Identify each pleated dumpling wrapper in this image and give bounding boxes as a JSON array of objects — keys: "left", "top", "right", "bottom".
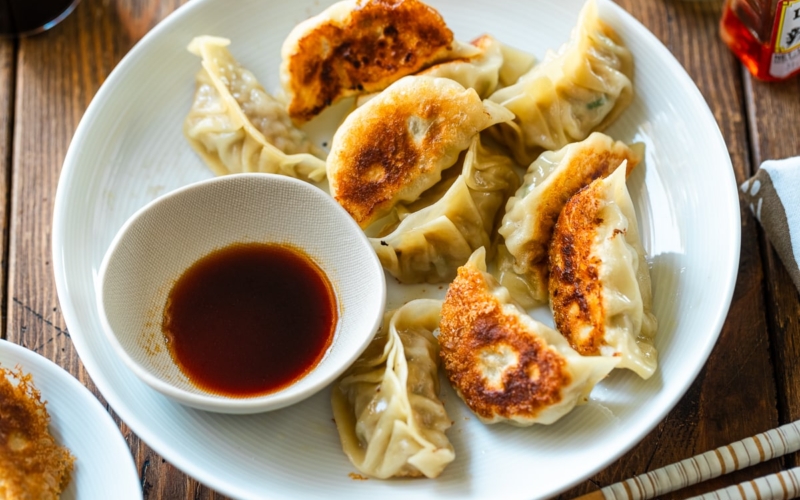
[
  {"left": 488, "top": 0, "right": 634, "bottom": 165},
  {"left": 417, "top": 34, "right": 536, "bottom": 98},
  {"left": 328, "top": 75, "right": 514, "bottom": 228},
  {"left": 371, "top": 134, "right": 520, "bottom": 284},
  {"left": 358, "top": 34, "right": 535, "bottom": 104},
  {"left": 439, "top": 248, "right": 618, "bottom": 426},
  {"left": 496, "top": 132, "right": 643, "bottom": 308},
  {"left": 280, "top": 0, "right": 480, "bottom": 123},
  {"left": 184, "top": 36, "right": 327, "bottom": 182},
  {"left": 549, "top": 163, "right": 657, "bottom": 379},
  {"left": 331, "top": 299, "right": 454, "bottom": 479}
]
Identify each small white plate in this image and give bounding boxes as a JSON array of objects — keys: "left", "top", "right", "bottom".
[
  {"left": 52, "top": 0, "right": 741, "bottom": 498},
  {"left": 0, "top": 340, "right": 140, "bottom": 500}
]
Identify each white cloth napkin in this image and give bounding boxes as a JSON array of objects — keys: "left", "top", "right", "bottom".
[{"left": 740, "top": 156, "right": 800, "bottom": 292}]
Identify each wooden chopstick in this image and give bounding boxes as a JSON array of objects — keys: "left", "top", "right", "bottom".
[
  {"left": 686, "top": 466, "right": 800, "bottom": 500},
  {"left": 574, "top": 420, "right": 800, "bottom": 500}
]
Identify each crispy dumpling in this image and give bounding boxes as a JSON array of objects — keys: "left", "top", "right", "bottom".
[
  {"left": 497, "top": 132, "right": 643, "bottom": 307},
  {"left": 372, "top": 134, "right": 520, "bottom": 283},
  {"left": 550, "top": 164, "right": 657, "bottom": 379},
  {"left": 184, "top": 36, "right": 327, "bottom": 182},
  {"left": 328, "top": 75, "right": 514, "bottom": 228},
  {"left": 280, "top": 0, "right": 479, "bottom": 123},
  {"left": 488, "top": 0, "right": 634, "bottom": 165},
  {"left": 0, "top": 366, "right": 75, "bottom": 499},
  {"left": 331, "top": 299, "right": 454, "bottom": 479},
  {"left": 439, "top": 248, "right": 618, "bottom": 426}
]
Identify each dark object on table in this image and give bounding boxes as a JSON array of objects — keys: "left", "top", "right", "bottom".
[{"left": 0, "top": 0, "right": 80, "bottom": 37}]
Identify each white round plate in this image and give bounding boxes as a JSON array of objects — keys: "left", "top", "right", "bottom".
[
  {"left": 0, "top": 340, "right": 140, "bottom": 500},
  {"left": 52, "top": 0, "right": 740, "bottom": 498}
]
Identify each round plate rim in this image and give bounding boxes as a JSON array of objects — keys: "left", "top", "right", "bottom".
[
  {"left": 51, "top": 0, "right": 742, "bottom": 497},
  {"left": 0, "top": 339, "right": 142, "bottom": 499}
]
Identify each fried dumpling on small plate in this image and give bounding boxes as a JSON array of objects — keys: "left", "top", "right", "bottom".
[
  {"left": 550, "top": 163, "right": 657, "bottom": 379},
  {"left": 280, "top": 0, "right": 480, "bottom": 123},
  {"left": 0, "top": 366, "right": 75, "bottom": 498},
  {"left": 184, "top": 36, "right": 327, "bottom": 182},
  {"left": 328, "top": 75, "right": 514, "bottom": 228},
  {"left": 488, "top": 0, "right": 634, "bottom": 165},
  {"left": 371, "top": 133, "right": 520, "bottom": 284},
  {"left": 496, "top": 132, "right": 643, "bottom": 307},
  {"left": 331, "top": 299, "right": 454, "bottom": 479},
  {"left": 439, "top": 248, "right": 618, "bottom": 426}
]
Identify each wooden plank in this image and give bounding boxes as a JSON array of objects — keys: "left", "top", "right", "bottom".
[
  {"left": 0, "top": 39, "right": 13, "bottom": 339},
  {"left": 560, "top": 1, "right": 780, "bottom": 498},
  {"left": 7, "top": 0, "right": 226, "bottom": 497},
  {"left": 743, "top": 73, "right": 800, "bottom": 468}
]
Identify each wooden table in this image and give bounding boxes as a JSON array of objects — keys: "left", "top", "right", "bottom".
[{"left": 1, "top": 0, "right": 798, "bottom": 498}]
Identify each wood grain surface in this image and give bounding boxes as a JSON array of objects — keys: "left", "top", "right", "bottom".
[
  {"left": 0, "top": 38, "right": 13, "bottom": 337},
  {"left": 0, "top": 0, "right": 797, "bottom": 498},
  {"left": 744, "top": 74, "right": 800, "bottom": 469},
  {"left": 5, "top": 0, "right": 220, "bottom": 498},
  {"left": 560, "top": 3, "right": 781, "bottom": 496}
]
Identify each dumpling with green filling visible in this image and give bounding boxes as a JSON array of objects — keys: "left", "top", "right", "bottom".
[{"left": 488, "top": 0, "right": 634, "bottom": 166}]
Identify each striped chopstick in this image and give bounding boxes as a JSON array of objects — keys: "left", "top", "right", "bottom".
[
  {"left": 687, "top": 466, "right": 800, "bottom": 500},
  {"left": 575, "top": 420, "right": 800, "bottom": 500}
]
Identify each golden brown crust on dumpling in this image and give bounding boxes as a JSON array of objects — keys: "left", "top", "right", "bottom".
[
  {"left": 549, "top": 180, "right": 607, "bottom": 355},
  {"left": 0, "top": 366, "right": 75, "bottom": 499},
  {"left": 329, "top": 76, "right": 512, "bottom": 228},
  {"left": 439, "top": 264, "right": 571, "bottom": 421},
  {"left": 282, "top": 0, "right": 455, "bottom": 122},
  {"left": 332, "top": 101, "right": 437, "bottom": 226},
  {"left": 516, "top": 145, "right": 640, "bottom": 299}
]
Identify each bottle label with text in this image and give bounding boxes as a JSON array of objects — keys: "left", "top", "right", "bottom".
[{"left": 771, "top": 0, "right": 800, "bottom": 78}]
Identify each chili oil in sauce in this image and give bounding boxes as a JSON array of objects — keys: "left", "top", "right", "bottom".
[{"left": 161, "top": 243, "right": 337, "bottom": 397}]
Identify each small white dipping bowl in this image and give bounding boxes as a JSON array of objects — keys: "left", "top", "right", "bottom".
[{"left": 97, "top": 173, "right": 386, "bottom": 414}]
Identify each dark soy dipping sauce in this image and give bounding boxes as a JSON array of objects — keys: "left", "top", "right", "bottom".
[{"left": 162, "top": 243, "right": 337, "bottom": 397}]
